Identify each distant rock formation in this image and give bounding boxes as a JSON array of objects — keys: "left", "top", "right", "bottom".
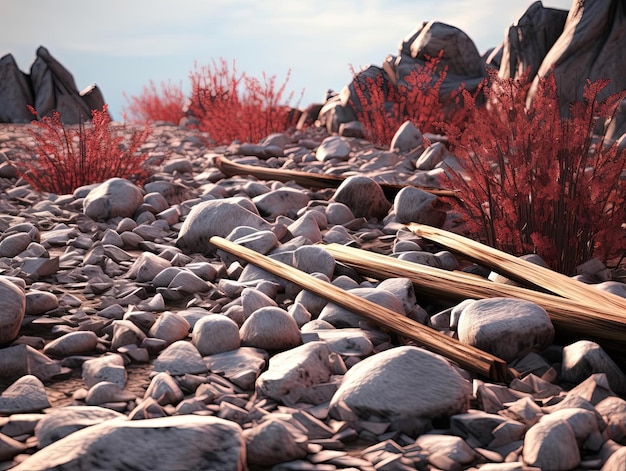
[{"left": 0, "top": 46, "right": 106, "bottom": 124}]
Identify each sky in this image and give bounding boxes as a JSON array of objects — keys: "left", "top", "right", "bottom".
[{"left": 1, "top": 0, "right": 573, "bottom": 121}]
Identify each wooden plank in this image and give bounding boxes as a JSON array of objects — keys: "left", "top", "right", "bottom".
[{"left": 210, "top": 236, "right": 508, "bottom": 381}]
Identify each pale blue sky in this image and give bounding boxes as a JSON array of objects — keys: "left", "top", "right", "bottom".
[{"left": 1, "top": 0, "right": 572, "bottom": 120}]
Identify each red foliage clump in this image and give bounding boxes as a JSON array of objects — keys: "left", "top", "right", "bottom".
[
  {"left": 444, "top": 70, "right": 626, "bottom": 274},
  {"left": 349, "top": 52, "right": 464, "bottom": 146},
  {"left": 16, "top": 105, "right": 153, "bottom": 194},
  {"left": 123, "top": 80, "right": 186, "bottom": 124},
  {"left": 187, "top": 58, "right": 302, "bottom": 145}
]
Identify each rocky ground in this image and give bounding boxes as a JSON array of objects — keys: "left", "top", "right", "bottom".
[{"left": 0, "top": 120, "right": 626, "bottom": 471}]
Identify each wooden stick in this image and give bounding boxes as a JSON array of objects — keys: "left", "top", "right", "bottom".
[
  {"left": 214, "top": 155, "right": 457, "bottom": 199},
  {"left": 407, "top": 223, "right": 626, "bottom": 314},
  {"left": 210, "top": 236, "right": 508, "bottom": 381},
  {"left": 324, "top": 243, "right": 626, "bottom": 351}
]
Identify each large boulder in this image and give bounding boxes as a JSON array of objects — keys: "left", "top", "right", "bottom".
[
  {"left": 14, "top": 415, "right": 246, "bottom": 471},
  {"left": 30, "top": 46, "right": 92, "bottom": 124},
  {"left": 0, "top": 53, "right": 34, "bottom": 123}
]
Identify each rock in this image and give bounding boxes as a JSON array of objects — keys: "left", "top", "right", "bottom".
[
  {"left": 415, "top": 141, "right": 449, "bottom": 170},
  {"left": 111, "top": 319, "right": 147, "bottom": 351},
  {"left": 390, "top": 120, "right": 423, "bottom": 152},
  {"left": 204, "top": 347, "right": 268, "bottom": 390},
  {"left": 530, "top": 0, "right": 626, "bottom": 114},
  {"left": 191, "top": 314, "right": 241, "bottom": 355},
  {"left": 82, "top": 354, "right": 127, "bottom": 389},
  {"left": 43, "top": 331, "right": 99, "bottom": 358},
  {"left": 0, "top": 432, "right": 28, "bottom": 461},
  {"left": 603, "top": 446, "right": 626, "bottom": 471},
  {"left": 288, "top": 212, "right": 323, "bottom": 243},
  {"left": 0, "top": 375, "right": 50, "bottom": 415},
  {"left": 35, "top": 405, "right": 125, "bottom": 448},
  {"left": 393, "top": 186, "right": 446, "bottom": 226},
  {"left": 0, "top": 53, "right": 34, "bottom": 123},
  {"left": 83, "top": 178, "right": 144, "bottom": 221},
  {"left": 293, "top": 245, "right": 335, "bottom": 279},
  {"left": 451, "top": 410, "right": 526, "bottom": 448},
  {"left": 331, "top": 175, "right": 391, "bottom": 220},
  {"left": 414, "top": 434, "right": 476, "bottom": 465},
  {"left": 253, "top": 188, "right": 310, "bottom": 219},
  {"left": 0, "top": 276, "right": 26, "bottom": 345},
  {"left": 0, "top": 344, "right": 64, "bottom": 382},
  {"left": 244, "top": 416, "right": 309, "bottom": 466},
  {"left": 85, "top": 381, "right": 136, "bottom": 406},
  {"left": 315, "top": 135, "right": 351, "bottom": 162},
  {"left": 325, "top": 202, "right": 355, "bottom": 226},
  {"left": 561, "top": 340, "right": 626, "bottom": 394},
  {"left": 0, "top": 232, "right": 32, "bottom": 257},
  {"left": 457, "top": 297, "right": 554, "bottom": 362},
  {"left": 30, "top": 46, "right": 93, "bottom": 124},
  {"left": 176, "top": 198, "right": 271, "bottom": 254},
  {"left": 240, "top": 306, "right": 302, "bottom": 351},
  {"left": 14, "top": 415, "right": 246, "bottom": 471},
  {"left": 318, "top": 287, "right": 405, "bottom": 328},
  {"left": 330, "top": 346, "right": 470, "bottom": 435},
  {"left": 144, "top": 372, "right": 184, "bottom": 406},
  {"left": 303, "top": 327, "right": 374, "bottom": 357},
  {"left": 24, "top": 290, "right": 59, "bottom": 315},
  {"left": 499, "top": 2, "right": 568, "bottom": 80},
  {"left": 148, "top": 311, "right": 190, "bottom": 345},
  {"left": 127, "top": 252, "right": 173, "bottom": 283},
  {"left": 522, "top": 413, "right": 581, "bottom": 470},
  {"left": 256, "top": 341, "right": 333, "bottom": 405},
  {"left": 153, "top": 340, "right": 207, "bottom": 375}
]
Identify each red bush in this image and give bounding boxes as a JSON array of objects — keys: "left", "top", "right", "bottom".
[
  {"left": 349, "top": 52, "right": 464, "bottom": 146},
  {"left": 444, "top": 70, "right": 626, "bottom": 274},
  {"left": 187, "top": 58, "right": 302, "bottom": 145},
  {"left": 16, "top": 105, "right": 153, "bottom": 194},
  {"left": 123, "top": 80, "right": 186, "bottom": 124}
]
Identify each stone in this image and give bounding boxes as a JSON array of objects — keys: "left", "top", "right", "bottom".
[
  {"left": 288, "top": 212, "right": 323, "bottom": 243},
  {"left": 83, "top": 178, "right": 144, "bottom": 221},
  {"left": 325, "top": 202, "right": 355, "bottom": 226},
  {"left": 0, "top": 232, "right": 32, "bottom": 257},
  {"left": 293, "top": 245, "right": 335, "bottom": 279},
  {"left": 414, "top": 434, "right": 475, "bottom": 465},
  {"left": 318, "top": 287, "right": 405, "bottom": 328},
  {"left": 389, "top": 120, "right": 423, "bottom": 152},
  {"left": 256, "top": 341, "right": 333, "bottom": 405},
  {"left": 176, "top": 198, "right": 271, "bottom": 254},
  {"left": 85, "top": 381, "right": 136, "bottom": 406},
  {"left": 43, "top": 331, "right": 99, "bottom": 358},
  {"left": 0, "top": 276, "right": 26, "bottom": 345},
  {"left": 331, "top": 175, "right": 391, "bottom": 220},
  {"left": 315, "top": 135, "right": 351, "bottom": 162},
  {"left": 191, "top": 314, "right": 241, "bottom": 355},
  {"left": 253, "top": 188, "right": 310, "bottom": 219},
  {"left": 144, "top": 372, "right": 184, "bottom": 406},
  {"left": 0, "top": 53, "right": 34, "bottom": 123},
  {"left": 0, "top": 432, "right": 28, "bottom": 461},
  {"left": 25, "top": 290, "right": 59, "bottom": 315},
  {"left": 0, "top": 375, "right": 50, "bottom": 415},
  {"left": 602, "top": 446, "right": 626, "bottom": 471},
  {"left": 148, "top": 311, "right": 190, "bottom": 345},
  {"left": 451, "top": 410, "right": 526, "bottom": 448},
  {"left": 415, "top": 141, "right": 449, "bottom": 170},
  {"left": 457, "top": 297, "right": 554, "bottom": 362},
  {"left": 34, "top": 405, "right": 125, "bottom": 448},
  {"left": 13, "top": 415, "right": 246, "bottom": 471},
  {"left": 153, "top": 340, "right": 207, "bottom": 375},
  {"left": 0, "top": 344, "right": 64, "bottom": 383},
  {"left": 330, "top": 346, "right": 470, "bottom": 435},
  {"left": 522, "top": 413, "right": 581, "bottom": 470},
  {"left": 240, "top": 306, "right": 302, "bottom": 351},
  {"left": 244, "top": 416, "right": 309, "bottom": 466},
  {"left": 111, "top": 319, "right": 147, "bottom": 351},
  {"left": 127, "top": 252, "right": 172, "bottom": 282},
  {"left": 393, "top": 186, "right": 445, "bottom": 226},
  {"left": 82, "top": 354, "right": 127, "bottom": 389},
  {"left": 562, "top": 340, "right": 626, "bottom": 394},
  {"left": 204, "top": 347, "right": 268, "bottom": 390}
]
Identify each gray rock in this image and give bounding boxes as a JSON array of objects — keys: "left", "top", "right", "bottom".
[
  {"left": 414, "top": 434, "right": 475, "bottom": 465},
  {"left": 331, "top": 175, "right": 391, "bottom": 220},
  {"left": 315, "top": 135, "right": 351, "bottom": 162},
  {"left": 393, "top": 186, "right": 445, "bottom": 226},
  {"left": 241, "top": 287, "right": 278, "bottom": 320},
  {"left": 43, "top": 331, "right": 99, "bottom": 358},
  {"left": 415, "top": 141, "right": 449, "bottom": 170},
  {"left": 240, "top": 306, "right": 301, "bottom": 351},
  {"left": 293, "top": 245, "right": 335, "bottom": 279},
  {"left": 25, "top": 290, "right": 59, "bottom": 315},
  {"left": 143, "top": 372, "right": 184, "bottom": 406},
  {"left": 127, "top": 252, "right": 172, "bottom": 283},
  {"left": 0, "top": 344, "right": 64, "bottom": 383},
  {"left": 457, "top": 297, "right": 554, "bottom": 362},
  {"left": 0, "top": 375, "right": 50, "bottom": 415},
  {"left": 253, "top": 188, "right": 310, "bottom": 219},
  {"left": 0, "top": 276, "right": 25, "bottom": 345},
  {"left": 83, "top": 178, "right": 144, "bottom": 221},
  {"left": 288, "top": 212, "right": 322, "bottom": 243},
  {"left": 303, "top": 327, "right": 373, "bottom": 357},
  {"left": 0, "top": 53, "right": 34, "bottom": 123},
  {"left": 14, "top": 415, "right": 246, "bottom": 471},
  {"left": 0, "top": 232, "right": 32, "bottom": 257},
  {"left": 562, "top": 340, "right": 626, "bottom": 394},
  {"left": 257, "top": 341, "right": 333, "bottom": 405},
  {"left": 35, "top": 406, "right": 125, "bottom": 448},
  {"left": 176, "top": 198, "right": 271, "bottom": 254},
  {"left": 390, "top": 120, "right": 423, "bottom": 152},
  {"left": 82, "top": 354, "right": 127, "bottom": 389},
  {"left": 522, "top": 413, "right": 581, "bottom": 470},
  {"left": 244, "top": 416, "right": 309, "bottom": 466},
  {"left": 85, "top": 381, "right": 136, "bottom": 406},
  {"left": 318, "top": 287, "right": 405, "bottom": 328},
  {"left": 111, "top": 319, "right": 147, "bottom": 351},
  {"left": 602, "top": 446, "right": 626, "bottom": 471},
  {"left": 204, "top": 347, "right": 269, "bottom": 390},
  {"left": 191, "top": 314, "right": 241, "bottom": 355},
  {"left": 325, "top": 202, "right": 355, "bottom": 226},
  {"left": 451, "top": 410, "right": 526, "bottom": 448},
  {"left": 153, "top": 340, "right": 207, "bottom": 375},
  {"left": 148, "top": 311, "right": 190, "bottom": 345},
  {"left": 330, "top": 346, "right": 470, "bottom": 435}
]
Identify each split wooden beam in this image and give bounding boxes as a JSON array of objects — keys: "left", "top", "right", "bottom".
[
  {"left": 214, "top": 155, "right": 457, "bottom": 199},
  {"left": 210, "top": 236, "right": 508, "bottom": 382}
]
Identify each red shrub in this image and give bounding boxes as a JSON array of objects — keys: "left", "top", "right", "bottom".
[
  {"left": 444, "top": 70, "right": 626, "bottom": 274},
  {"left": 187, "top": 58, "right": 302, "bottom": 145},
  {"left": 123, "top": 80, "right": 186, "bottom": 124},
  {"left": 349, "top": 52, "right": 464, "bottom": 146},
  {"left": 16, "top": 105, "right": 153, "bottom": 194}
]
